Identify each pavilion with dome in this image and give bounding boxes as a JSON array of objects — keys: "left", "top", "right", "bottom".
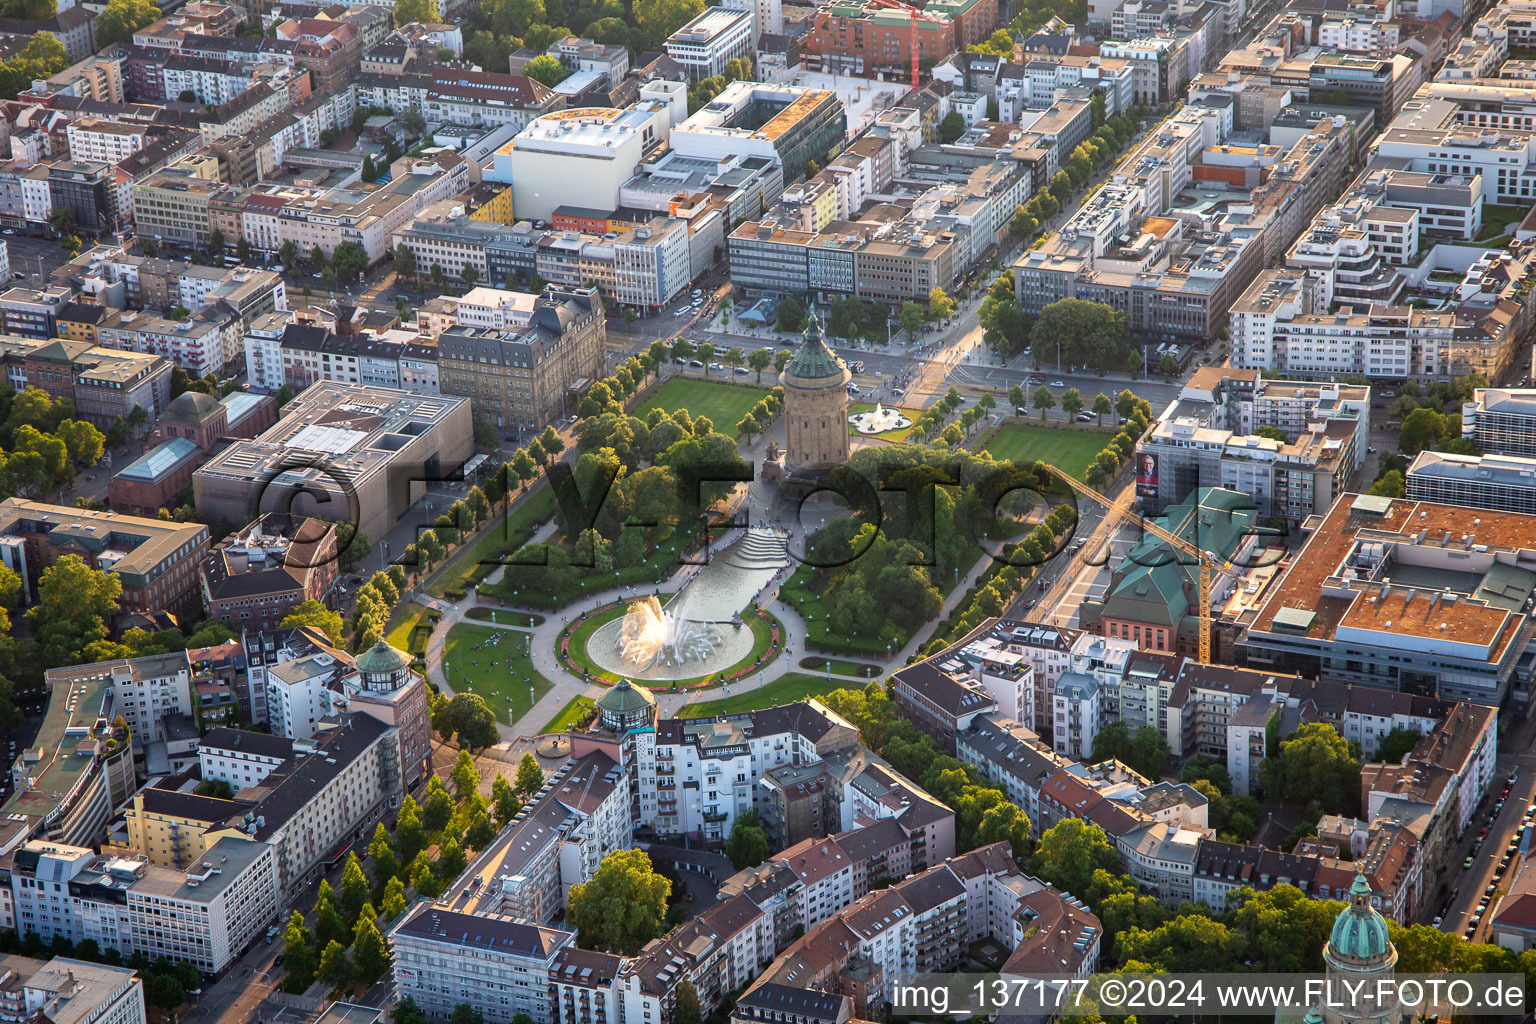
[{"left": 596, "top": 678, "right": 657, "bottom": 732}]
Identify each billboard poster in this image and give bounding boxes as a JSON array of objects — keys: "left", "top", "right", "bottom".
[{"left": 1136, "top": 451, "right": 1158, "bottom": 501}]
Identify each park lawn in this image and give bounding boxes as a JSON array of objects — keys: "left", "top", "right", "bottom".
[
  {"left": 979, "top": 422, "right": 1111, "bottom": 479},
  {"left": 539, "top": 696, "right": 596, "bottom": 734},
  {"left": 428, "top": 484, "right": 558, "bottom": 597},
  {"left": 848, "top": 402, "right": 917, "bottom": 442},
  {"left": 634, "top": 377, "right": 769, "bottom": 429},
  {"left": 684, "top": 674, "right": 856, "bottom": 716},
  {"left": 441, "top": 623, "right": 550, "bottom": 725}
]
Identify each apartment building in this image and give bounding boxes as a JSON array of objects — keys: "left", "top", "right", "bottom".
[
  {"left": 391, "top": 906, "right": 573, "bottom": 1024},
  {"left": 0, "top": 336, "right": 171, "bottom": 427},
  {"left": 803, "top": 0, "right": 997, "bottom": 79},
  {"left": 432, "top": 752, "right": 630, "bottom": 924},
  {"left": 424, "top": 68, "right": 561, "bottom": 129},
  {"left": 0, "top": 957, "right": 144, "bottom": 1024},
  {"left": 436, "top": 286, "right": 604, "bottom": 434}
]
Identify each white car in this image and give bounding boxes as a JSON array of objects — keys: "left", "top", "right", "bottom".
[
  {"left": 708, "top": 362, "right": 724, "bottom": 371},
  {"left": 1050, "top": 380, "right": 1066, "bottom": 388}
]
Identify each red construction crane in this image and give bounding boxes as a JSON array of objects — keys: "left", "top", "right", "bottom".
[{"left": 865, "top": 0, "right": 943, "bottom": 87}]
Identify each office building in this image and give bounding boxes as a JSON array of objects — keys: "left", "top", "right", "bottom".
[
  {"left": 0, "top": 499, "right": 209, "bottom": 616},
  {"left": 436, "top": 286, "right": 604, "bottom": 434},
  {"left": 669, "top": 82, "right": 846, "bottom": 182},
  {"left": 665, "top": 8, "right": 754, "bottom": 80},
  {"left": 1461, "top": 388, "right": 1536, "bottom": 456}
]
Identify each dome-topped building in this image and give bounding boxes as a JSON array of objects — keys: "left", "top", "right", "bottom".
[
  {"left": 778, "top": 310, "right": 850, "bottom": 474},
  {"left": 596, "top": 678, "right": 656, "bottom": 732},
  {"left": 1308, "top": 874, "right": 1400, "bottom": 1024}
]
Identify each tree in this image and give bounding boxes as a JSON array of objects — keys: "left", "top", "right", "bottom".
[
  {"left": 1259, "top": 722, "right": 1359, "bottom": 814},
  {"left": 280, "top": 599, "right": 344, "bottom": 644},
  {"left": 514, "top": 752, "right": 544, "bottom": 800},
  {"left": 747, "top": 346, "right": 772, "bottom": 383},
  {"left": 317, "top": 940, "right": 351, "bottom": 990},
  {"left": 433, "top": 692, "right": 500, "bottom": 748},
  {"left": 1034, "top": 819, "right": 1119, "bottom": 896},
  {"left": 279, "top": 241, "right": 298, "bottom": 266},
  {"left": 928, "top": 286, "right": 956, "bottom": 320},
  {"left": 423, "top": 776, "right": 455, "bottom": 833},
  {"left": 1376, "top": 727, "right": 1422, "bottom": 765},
  {"left": 368, "top": 822, "right": 399, "bottom": 888},
  {"left": 27, "top": 554, "right": 121, "bottom": 667},
  {"left": 1399, "top": 407, "right": 1447, "bottom": 457},
  {"left": 395, "top": 795, "right": 426, "bottom": 861},
  {"left": 394, "top": 244, "right": 417, "bottom": 282},
  {"left": 1367, "top": 470, "right": 1405, "bottom": 498},
  {"left": 195, "top": 779, "right": 233, "bottom": 799},
  {"left": 725, "top": 810, "right": 769, "bottom": 869},
  {"left": 1092, "top": 392, "right": 1113, "bottom": 426},
  {"left": 492, "top": 774, "right": 521, "bottom": 825},
  {"left": 310, "top": 245, "right": 326, "bottom": 269},
  {"left": 333, "top": 242, "right": 368, "bottom": 282},
  {"left": 1061, "top": 387, "right": 1083, "bottom": 420},
  {"left": 452, "top": 748, "right": 479, "bottom": 800},
  {"left": 95, "top": 0, "right": 159, "bottom": 45},
  {"left": 1159, "top": 351, "right": 1178, "bottom": 378},
  {"left": 674, "top": 981, "right": 703, "bottom": 1024},
  {"left": 380, "top": 876, "right": 408, "bottom": 922},
  {"left": 340, "top": 853, "right": 370, "bottom": 920},
  {"left": 449, "top": 1006, "right": 483, "bottom": 1024},
  {"left": 899, "top": 300, "right": 926, "bottom": 339},
  {"left": 46, "top": 205, "right": 75, "bottom": 238},
  {"left": 939, "top": 111, "right": 965, "bottom": 142},
  {"left": 1031, "top": 298, "right": 1132, "bottom": 373},
  {"left": 975, "top": 800, "right": 1032, "bottom": 859},
  {"left": 392, "top": 0, "right": 439, "bottom": 25},
  {"left": 776, "top": 295, "right": 805, "bottom": 333},
  {"left": 282, "top": 910, "right": 316, "bottom": 991},
  {"left": 524, "top": 54, "right": 571, "bottom": 87},
  {"left": 566, "top": 848, "right": 670, "bottom": 954},
  {"left": 352, "top": 915, "right": 390, "bottom": 983},
  {"left": 1031, "top": 386, "right": 1055, "bottom": 420}
]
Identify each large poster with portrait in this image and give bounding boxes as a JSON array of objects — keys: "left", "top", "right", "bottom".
[{"left": 1136, "top": 451, "right": 1158, "bottom": 501}]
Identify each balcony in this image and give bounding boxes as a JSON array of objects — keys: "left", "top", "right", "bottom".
[{"left": 703, "top": 810, "right": 729, "bottom": 823}]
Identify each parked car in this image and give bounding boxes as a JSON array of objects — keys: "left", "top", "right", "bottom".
[
  {"left": 1465, "top": 856, "right": 1476, "bottom": 869},
  {"left": 689, "top": 359, "right": 704, "bottom": 367},
  {"left": 1076, "top": 412, "right": 1094, "bottom": 422},
  {"left": 1050, "top": 380, "right": 1066, "bottom": 388}
]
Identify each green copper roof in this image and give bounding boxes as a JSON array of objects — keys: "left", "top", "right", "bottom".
[
  {"left": 598, "top": 678, "right": 656, "bottom": 714},
  {"left": 783, "top": 311, "right": 847, "bottom": 383},
  {"left": 355, "top": 639, "right": 412, "bottom": 675},
  {"left": 1328, "top": 875, "right": 1391, "bottom": 961}
]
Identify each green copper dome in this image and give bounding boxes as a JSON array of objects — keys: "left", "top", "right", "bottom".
[
  {"left": 597, "top": 678, "right": 655, "bottom": 715},
  {"left": 1328, "top": 875, "right": 1392, "bottom": 962},
  {"left": 355, "top": 639, "right": 412, "bottom": 676},
  {"left": 782, "top": 310, "right": 848, "bottom": 384}
]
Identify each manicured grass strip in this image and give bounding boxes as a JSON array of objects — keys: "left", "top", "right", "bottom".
[
  {"left": 540, "top": 696, "right": 596, "bottom": 734},
  {"left": 683, "top": 674, "right": 855, "bottom": 716},
  {"left": 977, "top": 421, "right": 1113, "bottom": 480},
  {"left": 428, "top": 485, "right": 558, "bottom": 597},
  {"left": 441, "top": 623, "right": 551, "bottom": 724},
  {"left": 796, "top": 656, "right": 881, "bottom": 679},
  {"left": 633, "top": 377, "right": 769, "bottom": 428},
  {"left": 465, "top": 607, "right": 542, "bottom": 627}
]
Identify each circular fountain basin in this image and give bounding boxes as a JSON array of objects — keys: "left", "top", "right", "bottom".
[
  {"left": 586, "top": 611, "right": 757, "bottom": 681},
  {"left": 849, "top": 404, "right": 913, "bottom": 435}
]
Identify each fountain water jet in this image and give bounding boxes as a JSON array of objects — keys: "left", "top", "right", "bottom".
[{"left": 616, "top": 594, "right": 724, "bottom": 670}]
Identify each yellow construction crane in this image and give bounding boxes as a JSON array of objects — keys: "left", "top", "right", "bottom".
[{"left": 1044, "top": 466, "right": 1240, "bottom": 665}]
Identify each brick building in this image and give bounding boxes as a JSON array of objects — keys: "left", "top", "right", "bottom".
[
  {"left": 107, "top": 438, "right": 203, "bottom": 516},
  {"left": 804, "top": 0, "right": 997, "bottom": 78},
  {"left": 200, "top": 513, "right": 338, "bottom": 631}
]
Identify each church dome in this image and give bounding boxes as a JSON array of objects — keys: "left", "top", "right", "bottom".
[{"left": 1328, "top": 875, "right": 1392, "bottom": 962}]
